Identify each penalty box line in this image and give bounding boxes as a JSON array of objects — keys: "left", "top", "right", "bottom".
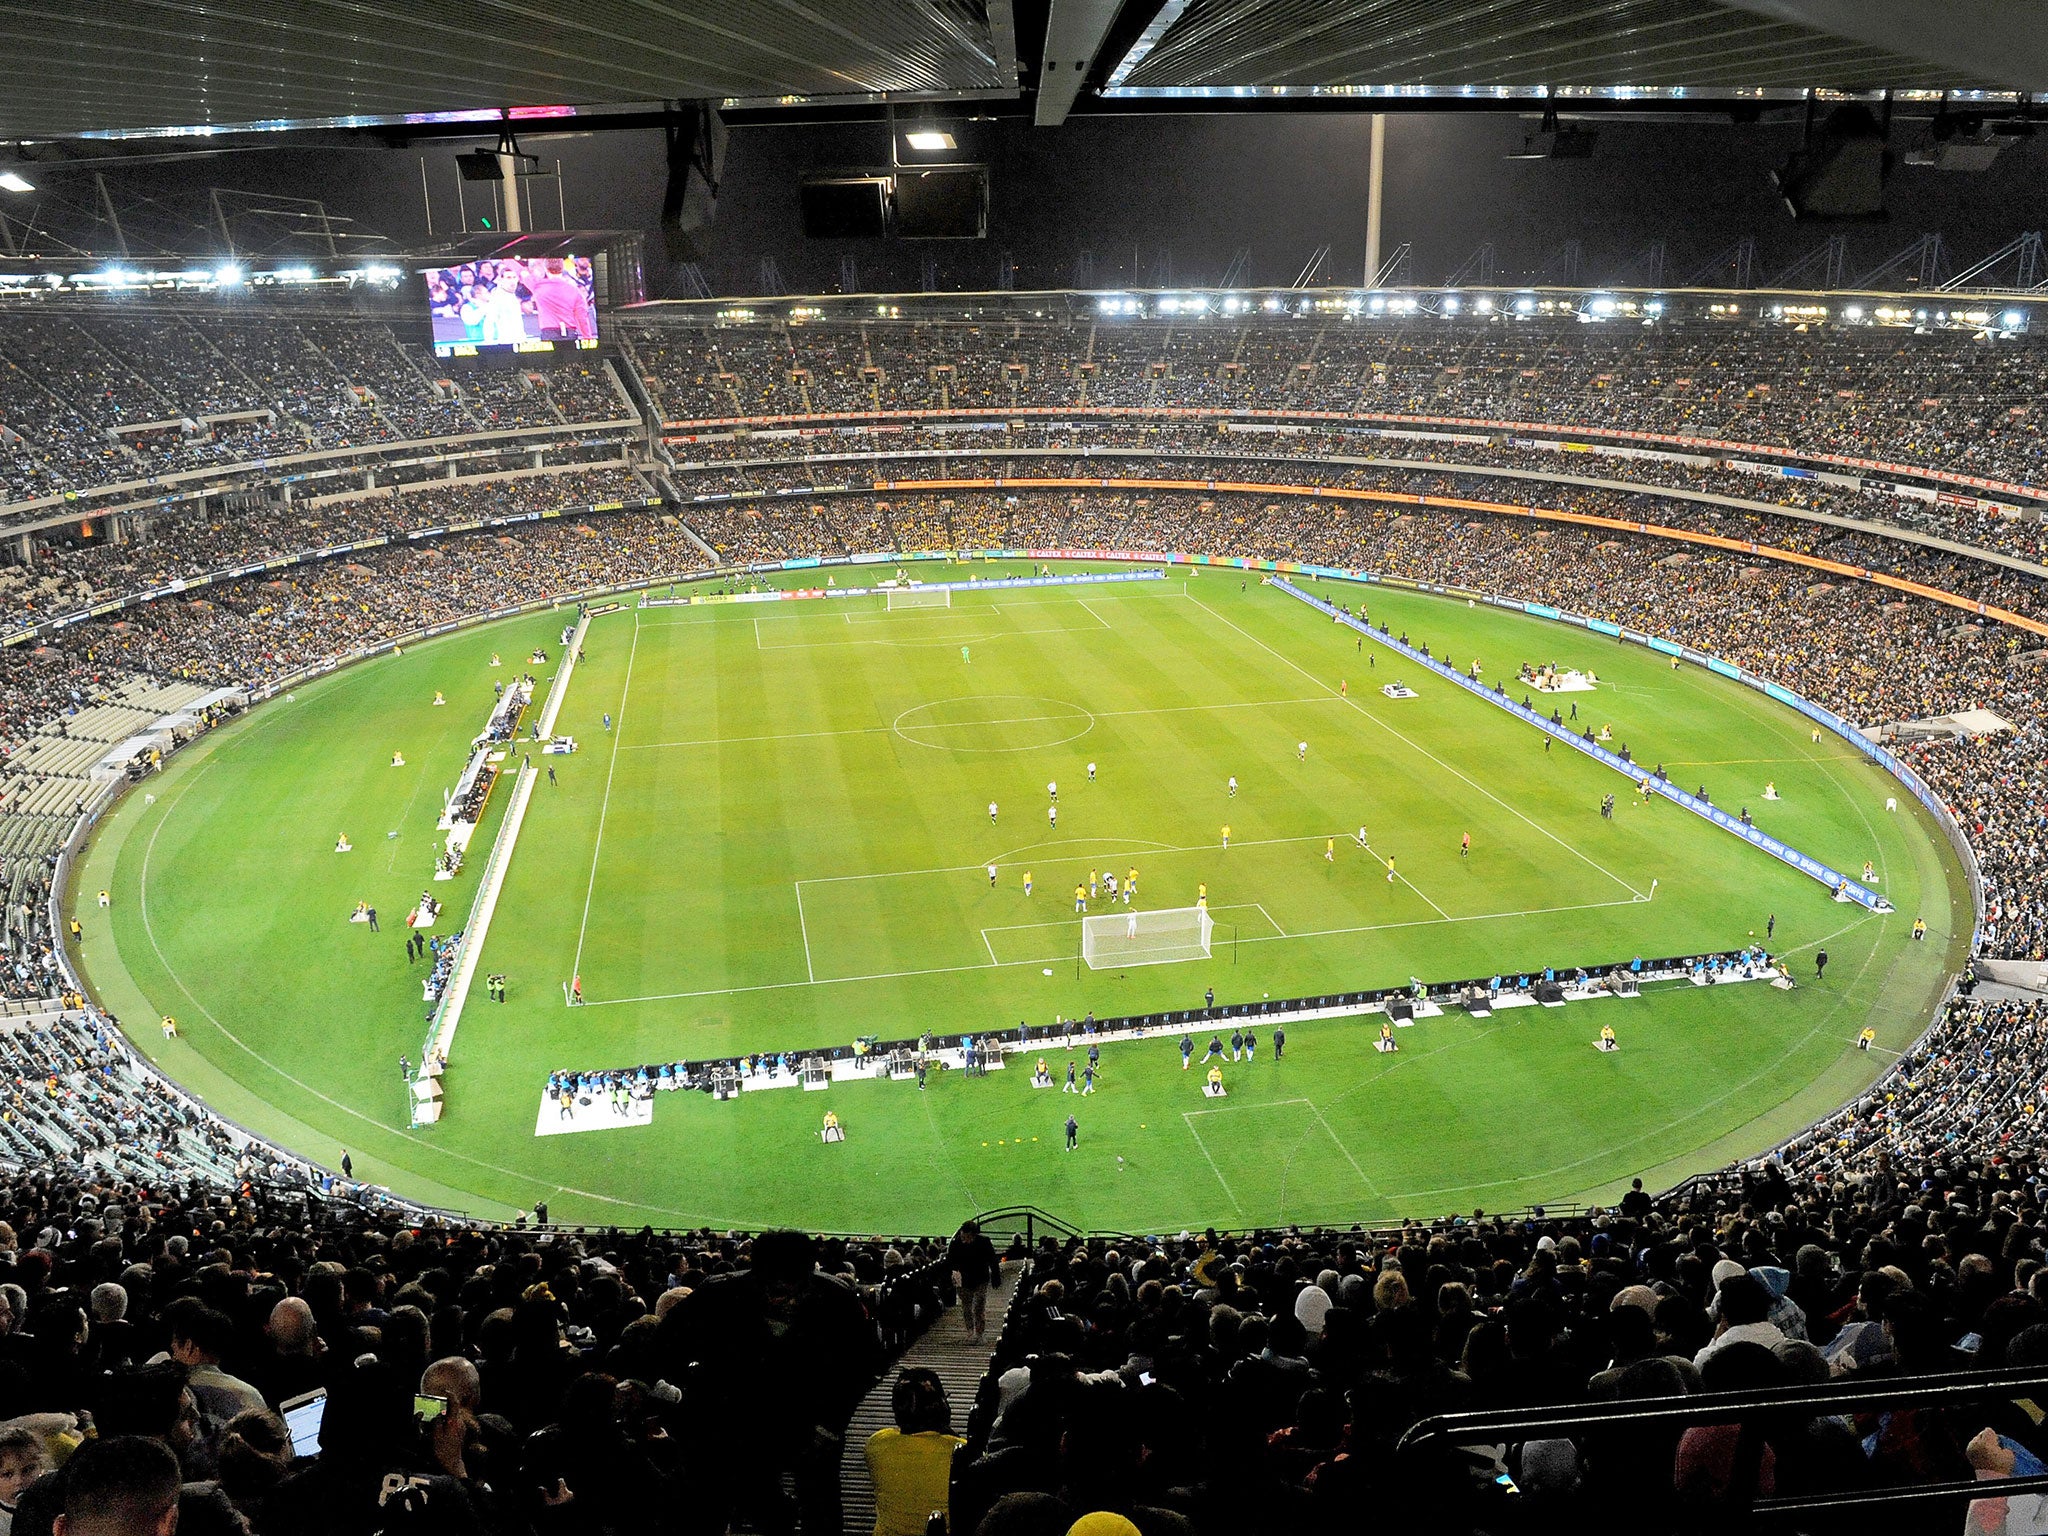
[
  {"left": 801, "top": 831, "right": 1406, "bottom": 886},
  {"left": 578, "top": 891, "right": 1647, "bottom": 1007},
  {"left": 799, "top": 831, "right": 1462, "bottom": 929},
  {"left": 1183, "top": 1095, "right": 1383, "bottom": 1201}
]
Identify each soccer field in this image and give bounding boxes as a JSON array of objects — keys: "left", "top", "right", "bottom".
[{"left": 73, "top": 562, "right": 1968, "bottom": 1232}]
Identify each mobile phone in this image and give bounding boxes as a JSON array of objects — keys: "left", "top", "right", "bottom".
[
  {"left": 281, "top": 1389, "right": 327, "bottom": 1458},
  {"left": 1138, "top": 1371, "right": 1155, "bottom": 1386},
  {"left": 414, "top": 1393, "right": 449, "bottom": 1424}
]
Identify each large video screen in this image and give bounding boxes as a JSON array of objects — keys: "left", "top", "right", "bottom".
[{"left": 423, "top": 255, "right": 601, "bottom": 358}]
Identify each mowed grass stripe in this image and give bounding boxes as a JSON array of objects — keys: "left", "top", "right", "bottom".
[{"left": 75, "top": 566, "right": 1966, "bottom": 1230}]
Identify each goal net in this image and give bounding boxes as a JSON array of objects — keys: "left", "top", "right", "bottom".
[
  {"left": 1082, "top": 905, "right": 1214, "bottom": 969},
  {"left": 887, "top": 587, "right": 951, "bottom": 609}
]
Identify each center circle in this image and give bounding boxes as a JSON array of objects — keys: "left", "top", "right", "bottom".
[{"left": 893, "top": 694, "right": 1096, "bottom": 753}]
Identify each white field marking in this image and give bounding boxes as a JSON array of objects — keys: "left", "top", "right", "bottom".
[
  {"left": 119, "top": 687, "right": 621, "bottom": 1210},
  {"left": 798, "top": 830, "right": 1365, "bottom": 888},
  {"left": 844, "top": 603, "right": 1000, "bottom": 623},
  {"left": 624, "top": 693, "right": 1339, "bottom": 752},
  {"left": 135, "top": 767, "right": 591, "bottom": 1206},
  {"left": 580, "top": 891, "right": 1649, "bottom": 1006},
  {"left": 1303, "top": 1098, "right": 1383, "bottom": 1198},
  {"left": 985, "top": 835, "right": 1182, "bottom": 865},
  {"left": 755, "top": 620, "right": 1107, "bottom": 652},
  {"left": 1077, "top": 599, "right": 1113, "bottom": 629},
  {"left": 569, "top": 609, "right": 641, "bottom": 990},
  {"left": 1775, "top": 912, "right": 1875, "bottom": 958},
  {"left": 1191, "top": 590, "right": 1648, "bottom": 901},
  {"left": 893, "top": 699, "right": 1096, "bottom": 755},
  {"left": 1663, "top": 755, "right": 1863, "bottom": 767},
  {"left": 1180, "top": 1113, "right": 1247, "bottom": 1215},
  {"left": 794, "top": 881, "right": 816, "bottom": 984},
  {"left": 1377, "top": 924, "right": 1900, "bottom": 1204},
  {"left": 1189, "top": 1096, "right": 1381, "bottom": 1199},
  {"left": 1252, "top": 901, "right": 1287, "bottom": 938},
  {"left": 641, "top": 586, "right": 1182, "bottom": 630},
  {"left": 383, "top": 744, "right": 444, "bottom": 871},
  {"left": 980, "top": 903, "right": 1282, "bottom": 965}
]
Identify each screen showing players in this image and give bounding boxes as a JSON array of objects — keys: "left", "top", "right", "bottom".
[{"left": 422, "top": 255, "right": 600, "bottom": 358}]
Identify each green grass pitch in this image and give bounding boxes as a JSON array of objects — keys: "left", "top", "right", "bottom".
[{"left": 72, "top": 562, "right": 1967, "bottom": 1232}]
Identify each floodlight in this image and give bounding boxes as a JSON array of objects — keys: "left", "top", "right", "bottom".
[
  {"left": 1442, "top": 297, "right": 1460, "bottom": 313},
  {"left": 1473, "top": 296, "right": 1493, "bottom": 314},
  {"left": 2005, "top": 310, "right": 2025, "bottom": 329},
  {"left": 904, "top": 131, "right": 955, "bottom": 151},
  {"left": 214, "top": 264, "right": 243, "bottom": 286},
  {"left": 0, "top": 173, "right": 31, "bottom": 193}
]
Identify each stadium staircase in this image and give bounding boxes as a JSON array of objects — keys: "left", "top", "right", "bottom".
[{"left": 839, "top": 1259, "right": 1020, "bottom": 1536}]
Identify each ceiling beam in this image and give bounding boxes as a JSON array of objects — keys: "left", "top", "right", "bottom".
[
  {"left": 1718, "top": 1, "right": 2048, "bottom": 91},
  {"left": 1035, "top": 0, "right": 1132, "bottom": 127}
]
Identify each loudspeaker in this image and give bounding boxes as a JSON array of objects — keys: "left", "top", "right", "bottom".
[
  {"left": 894, "top": 165, "right": 988, "bottom": 239},
  {"left": 801, "top": 175, "right": 891, "bottom": 239},
  {"left": 1776, "top": 104, "right": 1893, "bottom": 219},
  {"left": 661, "top": 102, "right": 728, "bottom": 263},
  {"left": 456, "top": 149, "right": 504, "bottom": 182},
  {"left": 1387, "top": 1000, "right": 1414, "bottom": 1022}
]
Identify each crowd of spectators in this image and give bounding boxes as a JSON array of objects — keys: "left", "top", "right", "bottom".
[
  {"left": 669, "top": 422, "right": 2048, "bottom": 566},
  {"left": 627, "top": 312, "right": 2048, "bottom": 489},
  {"left": 939, "top": 1121, "right": 2048, "bottom": 1534},
  {"left": 1, "top": 309, "right": 2048, "bottom": 1528},
  {"left": 0, "top": 308, "right": 636, "bottom": 503},
  {"left": 0, "top": 1171, "right": 967, "bottom": 1536},
  {"left": 0, "top": 467, "right": 649, "bottom": 637}
]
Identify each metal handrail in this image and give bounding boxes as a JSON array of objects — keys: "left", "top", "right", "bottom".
[
  {"left": 1398, "top": 1363, "right": 2048, "bottom": 1454},
  {"left": 1397, "top": 1363, "right": 2048, "bottom": 1521}
]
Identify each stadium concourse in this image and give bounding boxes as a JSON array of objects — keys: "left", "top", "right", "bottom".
[{"left": 2, "top": 293, "right": 2048, "bottom": 1529}]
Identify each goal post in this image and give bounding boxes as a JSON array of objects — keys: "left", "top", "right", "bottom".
[
  {"left": 887, "top": 586, "right": 951, "bottom": 609},
  {"left": 1081, "top": 905, "right": 1214, "bottom": 969}
]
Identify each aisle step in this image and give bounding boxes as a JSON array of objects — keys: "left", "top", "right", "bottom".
[{"left": 840, "top": 1262, "right": 1017, "bottom": 1536}]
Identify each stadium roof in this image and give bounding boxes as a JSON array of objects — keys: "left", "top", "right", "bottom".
[{"left": 0, "top": 0, "right": 2040, "bottom": 141}]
